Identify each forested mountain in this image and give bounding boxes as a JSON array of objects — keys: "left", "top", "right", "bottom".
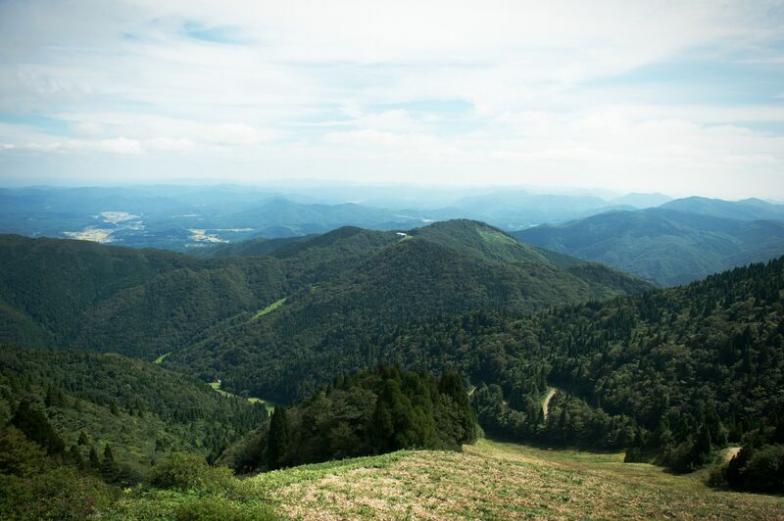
[
  {"left": 661, "top": 196, "right": 784, "bottom": 221},
  {"left": 197, "top": 235, "right": 311, "bottom": 258},
  {"left": 476, "top": 255, "right": 784, "bottom": 488},
  {"left": 184, "top": 251, "right": 784, "bottom": 490},
  {"left": 2, "top": 222, "right": 783, "bottom": 501},
  {"left": 163, "top": 221, "right": 650, "bottom": 401},
  {"left": 0, "top": 221, "right": 648, "bottom": 365},
  {"left": 0, "top": 346, "right": 267, "bottom": 481},
  {"left": 514, "top": 208, "right": 784, "bottom": 285},
  {"left": 0, "top": 234, "right": 291, "bottom": 358},
  {"left": 254, "top": 253, "right": 780, "bottom": 487}
]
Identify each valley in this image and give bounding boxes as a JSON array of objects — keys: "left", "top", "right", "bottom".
[
  {"left": 3, "top": 2, "right": 784, "bottom": 518},
  {"left": 1, "top": 211, "right": 783, "bottom": 519}
]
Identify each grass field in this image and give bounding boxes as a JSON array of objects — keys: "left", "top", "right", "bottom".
[
  {"left": 251, "top": 439, "right": 784, "bottom": 520},
  {"left": 251, "top": 297, "right": 287, "bottom": 321},
  {"left": 209, "top": 380, "right": 275, "bottom": 413},
  {"left": 153, "top": 352, "right": 170, "bottom": 364}
]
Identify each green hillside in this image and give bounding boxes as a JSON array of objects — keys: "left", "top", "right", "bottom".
[
  {"left": 515, "top": 208, "right": 784, "bottom": 285},
  {"left": 198, "top": 236, "right": 311, "bottom": 258},
  {"left": 0, "top": 346, "right": 267, "bottom": 479},
  {"left": 304, "top": 253, "right": 782, "bottom": 486},
  {"left": 165, "top": 221, "right": 650, "bottom": 402},
  {"left": 0, "top": 221, "right": 648, "bottom": 366},
  {"left": 2, "top": 236, "right": 783, "bottom": 520}
]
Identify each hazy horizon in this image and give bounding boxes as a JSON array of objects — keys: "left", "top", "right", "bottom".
[
  {"left": 1, "top": 1, "right": 783, "bottom": 199},
  {"left": 2, "top": 180, "right": 784, "bottom": 206}
]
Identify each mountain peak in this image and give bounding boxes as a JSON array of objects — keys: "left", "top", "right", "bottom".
[{"left": 412, "top": 219, "right": 552, "bottom": 265}]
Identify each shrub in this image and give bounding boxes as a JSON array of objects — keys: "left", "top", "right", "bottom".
[
  {"left": 0, "top": 427, "right": 47, "bottom": 477},
  {"left": 149, "top": 453, "right": 232, "bottom": 493},
  {"left": 726, "top": 444, "right": 784, "bottom": 493},
  {"left": 174, "top": 496, "right": 278, "bottom": 521},
  {"left": 0, "top": 466, "right": 114, "bottom": 521}
]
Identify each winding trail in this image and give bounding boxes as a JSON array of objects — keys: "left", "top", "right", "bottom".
[{"left": 542, "top": 387, "right": 557, "bottom": 419}]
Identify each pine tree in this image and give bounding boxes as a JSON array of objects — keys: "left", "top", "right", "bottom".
[
  {"left": 89, "top": 445, "right": 101, "bottom": 469},
  {"left": 624, "top": 428, "right": 646, "bottom": 463},
  {"left": 68, "top": 445, "right": 85, "bottom": 469},
  {"left": 266, "top": 407, "right": 290, "bottom": 469},
  {"left": 438, "top": 371, "right": 476, "bottom": 444},
  {"left": 101, "top": 444, "right": 119, "bottom": 482},
  {"left": 371, "top": 391, "right": 395, "bottom": 452},
  {"left": 11, "top": 400, "right": 65, "bottom": 456},
  {"left": 689, "top": 423, "right": 713, "bottom": 470}
]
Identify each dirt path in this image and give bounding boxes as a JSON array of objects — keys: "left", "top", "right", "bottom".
[
  {"left": 542, "top": 387, "right": 557, "bottom": 419},
  {"left": 723, "top": 446, "right": 741, "bottom": 463}
]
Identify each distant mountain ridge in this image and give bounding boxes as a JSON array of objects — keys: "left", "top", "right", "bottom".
[
  {"left": 515, "top": 205, "right": 784, "bottom": 286},
  {"left": 661, "top": 196, "right": 784, "bottom": 221},
  {"left": 0, "top": 185, "right": 675, "bottom": 250}
]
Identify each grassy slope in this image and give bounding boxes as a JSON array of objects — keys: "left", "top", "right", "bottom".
[
  {"left": 250, "top": 440, "right": 784, "bottom": 520},
  {"left": 209, "top": 380, "right": 275, "bottom": 413},
  {"left": 251, "top": 298, "right": 287, "bottom": 321}
]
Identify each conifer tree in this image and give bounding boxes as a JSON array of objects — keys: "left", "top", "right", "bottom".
[
  {"left": 11, "top": 400, "right": 65, "bottom": 456},
  {"left": 101, "top": 444, "right": 119, "bottom": 482},
  {"left": 266, "top": 406, "right": 290, "bottom": 469},
  {"left": 68, "top": 445, "right": 85, "bottom": 469},
  {"left": 89, "top": 446, "right": 101, "bottom": 469},
  {"left": 689, "top": 423, "right": 713, "bottom": 470},
  {"left": 371, "top": 391, "right": 395, "bottom": 452}
]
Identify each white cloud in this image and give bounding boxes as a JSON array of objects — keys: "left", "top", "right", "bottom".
[
  {"left": 0, "top": 0, "right": 783, "bottom": 197},
  {"left": 98, "top": 137, "right": 142, "bottom": 154},
  {"left": 145, "top": 137, "right": 194, "bottom": 152}
]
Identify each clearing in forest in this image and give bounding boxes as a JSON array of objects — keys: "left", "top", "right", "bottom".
[{"left": 251, "top": 439, "right": 784, "bottom": 520}]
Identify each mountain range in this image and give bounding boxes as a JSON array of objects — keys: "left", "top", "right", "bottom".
[
  {"left": 515, "top": 206, "right": 784, "bottom": 285},
  {"left": 2, "top": 210, "right": 784, "bottom": 516},
  {"left": 0, "top": 186, "right": 677, "bottom": 250},
  {"left": 3, "top": 186, "right": 784, "bottom": 288},
  {"left": 0, "top": 221, "right": 649, "bottom": 374}
]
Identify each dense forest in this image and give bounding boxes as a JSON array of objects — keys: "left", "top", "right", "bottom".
[
  {"left": 222, "top": 365, "right": 476, "bottom": 472},
  {"left": 0, "top": 221, "right": 648, "bottom": 377},
  {"left": 166, "top": 221, "right": 650, "bottom": 400},
  {"left": 0, "top": 357, "right": 474, "bottom": 520},
  {"left": 181, "top": 253, "right": 782, "bottom": 492},
  {"left": 0, "top": 346, "right": 267, "bottom": 479},
  {"left": 0, "top": 346, "right": 275, "bottom": 520},
  {"left": 343, "top": 256, "right": 784, "bottom": 490},
  {"left": 1, "top": 225, "right": 782, "bottom": 498}
]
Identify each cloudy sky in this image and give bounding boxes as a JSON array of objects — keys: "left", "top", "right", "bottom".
[{"left": 1, "top": 0, "right": 783, "bottom": 198}]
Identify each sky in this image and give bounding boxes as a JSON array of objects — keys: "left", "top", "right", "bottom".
[{"left": 0, "top": 0, "right": 783, "bottom": 199}]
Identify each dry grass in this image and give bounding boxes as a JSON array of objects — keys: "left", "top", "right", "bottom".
[{"left": 250, "top": 439, "right": 784, "bottom": 521}]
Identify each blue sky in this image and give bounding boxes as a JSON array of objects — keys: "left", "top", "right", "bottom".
[{"left": 0, "top": 0, "right": 783, "bottom": 199}]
